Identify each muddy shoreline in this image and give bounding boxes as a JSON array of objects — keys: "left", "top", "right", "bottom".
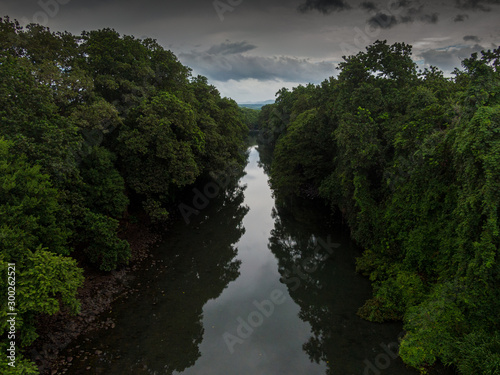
[{"left": 27, "top": 221, "right": 163, "bottom": 375}]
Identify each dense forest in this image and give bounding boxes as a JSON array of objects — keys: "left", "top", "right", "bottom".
[
  {"left": 258, "top": 41, "right": 500, "bottom": 374},
  {"left": 1, "top": 14, "right": 499, "bottom": 375},
  {"left": 0, "top": 17, "right": 248, "bottom": 373},
  {"left": 239, "top": 106, "right": 260, "bottom": 131}
]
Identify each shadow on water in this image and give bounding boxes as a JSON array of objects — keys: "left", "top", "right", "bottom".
[
  {"left": 267, "top": 203, "right": 411, "bottom": 375},
  {"left": 63, "top": 147, "right": 455, "bottom": 375},
  {"left": 64, "top": 171, "right": 248, "bottom": 374},
  {"left": 263, "top": 159, "right": 456, "bottom": 375}
]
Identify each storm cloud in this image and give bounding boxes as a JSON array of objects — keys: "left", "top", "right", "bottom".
[
  {"left": 1, "top": 0, "right": 498, "bottom": 102},
  {"left": 180, "top": 48, "right": 336, "bottom": 83},
  {"left": 297, "top": 0, "right": 351, "bottom": 14},
  {"left": 420, "top": 44, "right": 485, "bottom": 72},
  {"left": 454, "top": 13, "right": 470, "bottom": 21},
  {"left": 360, "top": 1, "right": 379, "bottom": 11},
  {"left": 463, "top": 35, "right": 481, "bottom": 42},
  {"left": 367, "top": 13, "right": 399, "bottom": 29},
  {"left": 206, "top": 41, "right": 257, "bottom": 56},
  {"left": 364, "top": 1, "right": 440, "bottom": 29},
  {"left": 455, "top": 0, "right": 500, "bottom": 11}
]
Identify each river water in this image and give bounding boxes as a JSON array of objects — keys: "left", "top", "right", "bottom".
[{"left": 64, "top": 146, "right": 424, "bottom": 375}]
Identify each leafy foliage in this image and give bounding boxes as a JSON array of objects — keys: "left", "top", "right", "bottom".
[
  {"left": 0, "top": 139, "right": 71, "bottom": 258},
  {"left": 0, "top": 138, "right": 83, "bottom": 364},
  {"left": 239, "top": 107, "right": 260, "bottom": 130},
  {"left": 261, "top": 41, "right": 500, "bottom": 373},
  {"left": 0, "top": 17, "right": 248, "bottom": 373}
]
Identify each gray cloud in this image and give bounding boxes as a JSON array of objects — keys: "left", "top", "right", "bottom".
[
  {"left": 368, "top": 12, "right": 438, "bottom": 29},
  {"left": 368, "top": 13, "right": 398, "bottom": 28},
  {"left": 392, "top": 0, "right": 412, "bottom": 7},
  {"left": 420, "top": 12, "right": 439, "bottom": 23},
  {"left": 365, "top": 1, "right": 439, "bottom": 29},
  {"left": 455, "top": 0, "right": 500, "bottom": 12},
  {"left": 360, "top": 1, "right": 379, "bottom": 11},
  {"left": 179, "top": 49, "right": 336, "bottom": 83},
  {"left": 297, "top": 0, "right": 351, "bottom": 14},
  {"left": 420, "top": 44, "right": 485, "bottom": 72},
  {"left": 463, "top": 35, "right": 481, "bottom": 42},
  {"left": 1, "top": 0, "right": 498, "bottom": 103},
  {"left": 454, "top": 13, "right": 470, "bottom": 21},
  {"left": 206, "top": 41, "right": 257, "bottom": 56}
]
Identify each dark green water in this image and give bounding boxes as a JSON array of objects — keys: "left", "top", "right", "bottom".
[{"left": 63, "top": 147, "right": 429, "bottom": 375}]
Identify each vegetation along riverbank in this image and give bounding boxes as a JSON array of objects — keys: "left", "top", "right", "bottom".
[
  {"left": 0, "top": 15, "right": 498, "bottom": 375},
  {"left": 257, "top": 41, "right": 500, "bottom": 374},
  {"left": 0, "top": 17, "right": 248, "bottom": 374}
]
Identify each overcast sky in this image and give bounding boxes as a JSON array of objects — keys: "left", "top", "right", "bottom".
[{"left": 1, "top": 0, "right": 499, "bottom": 102}]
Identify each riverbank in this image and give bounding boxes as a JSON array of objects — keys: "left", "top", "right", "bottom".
[
  {"left": 27, "top": 220, "right": 162, "bottom": 375},
  {"left": 53, "top": 146, "right": 424, "bottom": 375}
]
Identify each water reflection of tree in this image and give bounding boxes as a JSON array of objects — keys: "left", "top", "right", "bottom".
[
  {"left": 269, "top": 204, "right": 340, "bottom": 373},
  {"left": 67, "top": 174, "right": 249, "bottom": 375},
  {"left": 146, "top": 180, "right": 248, "bottom": 375},
  {"left": 268, "top": 203, "right": 411, "bottom": 375},
  {"left": 256, "top": 144, "right": 274, "bottom": 175}
]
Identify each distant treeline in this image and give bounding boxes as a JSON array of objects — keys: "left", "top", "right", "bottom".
[
  {"left": 239, "top": 106, "right": 260, "bottom": 130},
  {"left": 258, "top": 41, "right": 500, "bottom": 374},
  {"left": 0, "top": 17, "right": 247, "bottom": 373}
]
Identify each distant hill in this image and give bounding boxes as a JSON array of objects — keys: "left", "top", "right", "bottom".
[{"left": 238, "top": 100, "right": 275, "bottom": 110}]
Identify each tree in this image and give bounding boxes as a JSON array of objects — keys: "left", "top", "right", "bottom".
[
  {"left": 0, "top": 138, "right": 83, "bottom": 370},
  {"left": 265, "top": 41, "right": 500, "bottom": 373},
  {"left": 118, "top": 91, "right": 202, "bottom": 221}
]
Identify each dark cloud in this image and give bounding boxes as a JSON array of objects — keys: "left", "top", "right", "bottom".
[
  {"left": 368, "top": 12, "right": 438, "bottom": 29},
  {"left": 297, "top": 0, "right": 351, "bottom": 14},
  {"left": 365, "top": 1, "right": 439, "bottom": 29},
  {"left": 420, "top": 12, "right": 439, "bottom": 23},
  {"left": 407, "top": 5, "right": 424, "bottom": 14},
  {"left": 360, "top": 1, "right": 378, "bottom": 11},
  {"left": 454, "top": 13, "right": 469, "bottom": 21},
  {"left": 392, "top": 0, "right": 412, "bottom": 7},
  {"left": 367, "top": 13, "right": 398, "bottom": 29},
  {"left": 6, "top": 0, "right": 215, "bottom": 25},
  {"left": 179, "top": 49, "right": 336, "bottom": 83},
  {"left": 455, "top": 0, "right": 500, "bottom": 12},
  {"left": 0, "top": 0, "right": 497, "bottom": 103},
  {"left": 206, "top": 41, "right": 257, "bottom": 56},
  {"left": 463, "top": 35, "right": 481, "bottom": 42},
  {"left": 420, "top": 44, "right": 485, "bottom": 72}
]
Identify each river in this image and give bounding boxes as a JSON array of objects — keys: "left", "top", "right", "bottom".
[{"left": 63, "top": 146, "right": 429, "bottom": 375}]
